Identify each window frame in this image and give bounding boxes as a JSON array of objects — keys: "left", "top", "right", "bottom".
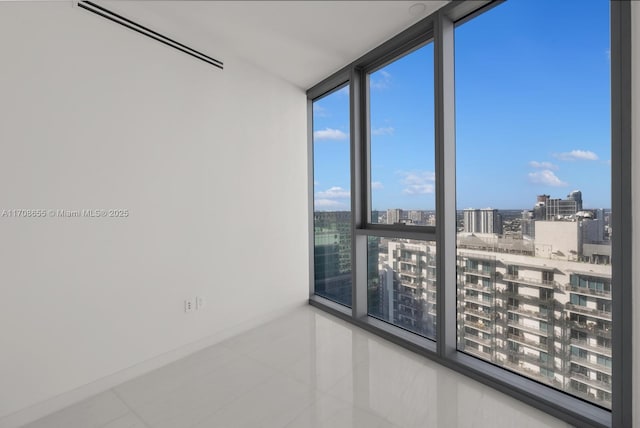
[
  {"left": 307, "top": 1, "right": 632, "bottom": 427},
  {"left": 309, "top": 81, "right": 353, "bottom": 307}
]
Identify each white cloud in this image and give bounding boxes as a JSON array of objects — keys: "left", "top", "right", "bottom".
[
  {"left": 371, "top": 181, "right": 384, "bottom": 190},
  {"left": 314, "top": 199, "right": 342, "bottom": 209},
  {"left": 313, "top": 128, "right": 348, "bottom": 141},
  {"left": 398, "top": 170, "right": 435, "bottom": 195},
  {"left": 313, "top": 105, "right": 329, "bottom": 118},
  {"left": 370, "top": 70, "right": 392, "bottom": 90},
  {"left": 315, "top": 186, "right": 350, "bottom": 199},
  {"left": 528, "top": 170, "right": 568, "bottom": 187},
  {"left": 372, "top": 126, "right": 395, "bottom": 136},
  {"left": 529, "top": 161, "right": 558, "bottom": 170},
  {"left": 553, "top": 150, "right": 599, "bottom": 161}
]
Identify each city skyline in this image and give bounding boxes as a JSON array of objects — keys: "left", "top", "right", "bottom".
[
  {"left": 313, "top": 0, "right": 611, "bottom": 212},
  {"left": 312, "top": 189, "right": 612, "bottom": 212}
]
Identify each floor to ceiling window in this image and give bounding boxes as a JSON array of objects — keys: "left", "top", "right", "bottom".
[
  {"left": 366, "top": 42, "right": 437, "bottom": 339},
  {"left": 312, "top": 84, "right": 352, "bottom": 307},
  {"left": 308, "top": 1, "right": 631, "bottom": 426},
  {"left": 455, "top": 0, "right": 612, "bottom": 409}
]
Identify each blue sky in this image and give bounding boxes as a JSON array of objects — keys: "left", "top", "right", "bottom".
[{"left": 313, "top": 0, "right": 611, "bottom": 212}]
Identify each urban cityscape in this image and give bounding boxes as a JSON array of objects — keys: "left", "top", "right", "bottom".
[{"left": 314, "top": 190, "right": 612, "bottom": 409}]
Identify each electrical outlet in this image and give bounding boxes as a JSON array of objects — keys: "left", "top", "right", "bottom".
[
  {"left": 184, "top": 299, "right": 195, "bottom": 313},
  {"left": 196, "top": 296, "right": 205, "bottom": 310}
]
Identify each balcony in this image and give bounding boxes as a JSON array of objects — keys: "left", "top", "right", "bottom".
[
  {"left": 507, "top": 319, "right": 549, "bottom": 337},
  {"left": 461, "top": 267, "right": 495, "bottom": 279},
  {"left": 506, "top": 349, "right": 552, "bottom": 368},
  {"left": 397, "top": 280, "right": 421, "bottom": 289},
  {"left": 502, "top": 274, "right": 561, "bottom": 290},
  {"left": 463, "top": 294, "right": 493, "bottom": 307},
  {"left": 569, "top": 372, "right": 612, "bottom": 393},
  {"left": 464, "top": 307, "right": 494, "bottom": 320},
  {"left": 462, "top": 281, "right": 493, "bottom": 292},
  {"left": 462, "top": 345, "right": 492, "bottom": 360},
  {"left": 570, "top": 338, "right": 612, "bottom": 357},
  {"left": 497, "top": 290, "right": 555, "bottom": 304},
  {"left": 568, "top": 285, "right": 611, "bottom": 299},
  {"left": 568, "top": 321, "right": 612, "bottom": 339},
  {"left": 397, "top": 269, "right": 420, "bottom": 278},
  {"left": 458, "top": 252, "right": 498, "bottom": 262},
  {"left": 507, "top": 333, "right": 549, "bottom": 352},
  {"left": 463, "top": 320, "right": 493, "bottom": 334},
  {"left": 507, "top": 305, "right": 551, "bottom": 321},
  {"left": 565, "top": 303, "right": 611, "bottom": 320},
  {"left": 464, "top": 333, "right": 492, "bottom": 347},
  {"left": 570, "top": 355, "right": 612, "bottom": 375}
]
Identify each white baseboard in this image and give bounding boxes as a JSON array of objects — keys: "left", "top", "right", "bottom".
[{"left": 0, "top": 301, "right": 306, "bottom": 428}]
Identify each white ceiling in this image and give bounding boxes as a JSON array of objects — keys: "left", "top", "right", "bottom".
[{"left": 101, "top": 1, "right": 448, "bottom": 89}]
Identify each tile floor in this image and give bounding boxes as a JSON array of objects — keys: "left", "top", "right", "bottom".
[{"left": 24, "top": 305, "right": 571, "bottom": 428}]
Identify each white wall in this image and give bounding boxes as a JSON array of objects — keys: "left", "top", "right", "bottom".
[
  {"left": 633, "top": 3, "right": 640, "bottom": 427},
  {"left": 0, "top": 2, "right": 308, "bottom": 424}
]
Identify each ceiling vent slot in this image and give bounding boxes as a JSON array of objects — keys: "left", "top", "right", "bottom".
[{"left": 77, "top": 1, "right": 223, "bottom": 70}]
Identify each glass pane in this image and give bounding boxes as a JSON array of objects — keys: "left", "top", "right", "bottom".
[
  {"left": 313, "top": 85, "right": 352, "bottom": 307},
  {"left": 368, "top": 42, "right": 435, "bottom": 226},
  {"left": 368, "top": 237, "right": 436, "bottom": 339},
  {"left": 455, "top": 0, "right": 611, "bottom": 409}
]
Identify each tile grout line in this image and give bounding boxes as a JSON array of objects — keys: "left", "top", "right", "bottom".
[
  {"left": 19, "top": 391, "right": 131, "bottom": 428},
  {"left": 110, "top": 388, "right": 153, "bottom": 428},
  {"left": 108, "top": 346, "right": 277, "bottom": 428},
  {"left": 185, "top": 370, "right": 283, "bottom": 428}
]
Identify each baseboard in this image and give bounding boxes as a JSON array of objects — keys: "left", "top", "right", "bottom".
[{"left": 0, "top": 301, "right": 307, "bottom": 428}]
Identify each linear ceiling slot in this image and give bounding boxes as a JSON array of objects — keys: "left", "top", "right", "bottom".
[{"left": 77, "top": 1, "right": 223, "bottom": 70}]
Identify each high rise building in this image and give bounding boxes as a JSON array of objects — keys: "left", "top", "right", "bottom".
[
  {"left": 456, "top": 216, "right": 612, "bottom": 407},
  {"left": 387, "top": 208, "right": 404, "bottom": 225},
  {"left": 407, "top": 210, "right": 426, "bottom": 225},
  {"left": 521, "top": 210, "right": 535, "bottom": 238},
  {"left": 536, "top": 192, "right": 583, "bottom": 220},
  {"left": 463, "top": 208, "right": 503, "bottom": 234},
  {"left": 314, "top": 211, "right": 352, "bottom": 305},
  {"left": 377, "top": 194, "right": 613, "bottom": 408},
  {"left": 373, "top": 239, "right": 437, "bottom": 338}
]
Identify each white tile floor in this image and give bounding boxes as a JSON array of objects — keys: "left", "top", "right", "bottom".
[{"left": 24, "top": 305, "right": 571, "bottom": 428}]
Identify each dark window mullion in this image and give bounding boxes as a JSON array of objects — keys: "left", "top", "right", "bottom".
[
  {"left": 434, "top": 10, "right": 457, "bottom": 356},
  {"left": 352, "top": 66, "right": 368, "bottom": 319}
]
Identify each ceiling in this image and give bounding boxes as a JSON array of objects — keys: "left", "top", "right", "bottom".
[{"left": 101, "top": 1, "right": 449, "bottom": 89}]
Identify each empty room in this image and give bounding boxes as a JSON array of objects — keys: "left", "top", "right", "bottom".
[{"left": 0, "top": 1, "right": 638, "bottom": 427}]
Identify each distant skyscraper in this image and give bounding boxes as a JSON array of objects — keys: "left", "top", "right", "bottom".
[
  {"left": 521, "top": 210, "right": 535, "bottom": 238},
  {"left": 408, "top": 210, "right": 426, "bottom": 225},
  {"left": 567, "top": 190, "right": 583, "bottom": 208},
  {"left": 464, "top": 208, "right": 502, "bottom": 234},
  {"left": 387, "top": 208, "right": 403, "bottom": 225},
  {"left": 313, "top": 211, "right": 352, "bottom": 305},
  {"left": 536, "top": 192, "right": 582, "bottom": 220}
]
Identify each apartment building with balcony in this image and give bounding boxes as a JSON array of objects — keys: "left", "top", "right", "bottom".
[
  {"left": 456, "top": 220, "right": 612, "bottom": 408},
  {"left": 374, "top": 239, "right": 438, "bottom": 338}
]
